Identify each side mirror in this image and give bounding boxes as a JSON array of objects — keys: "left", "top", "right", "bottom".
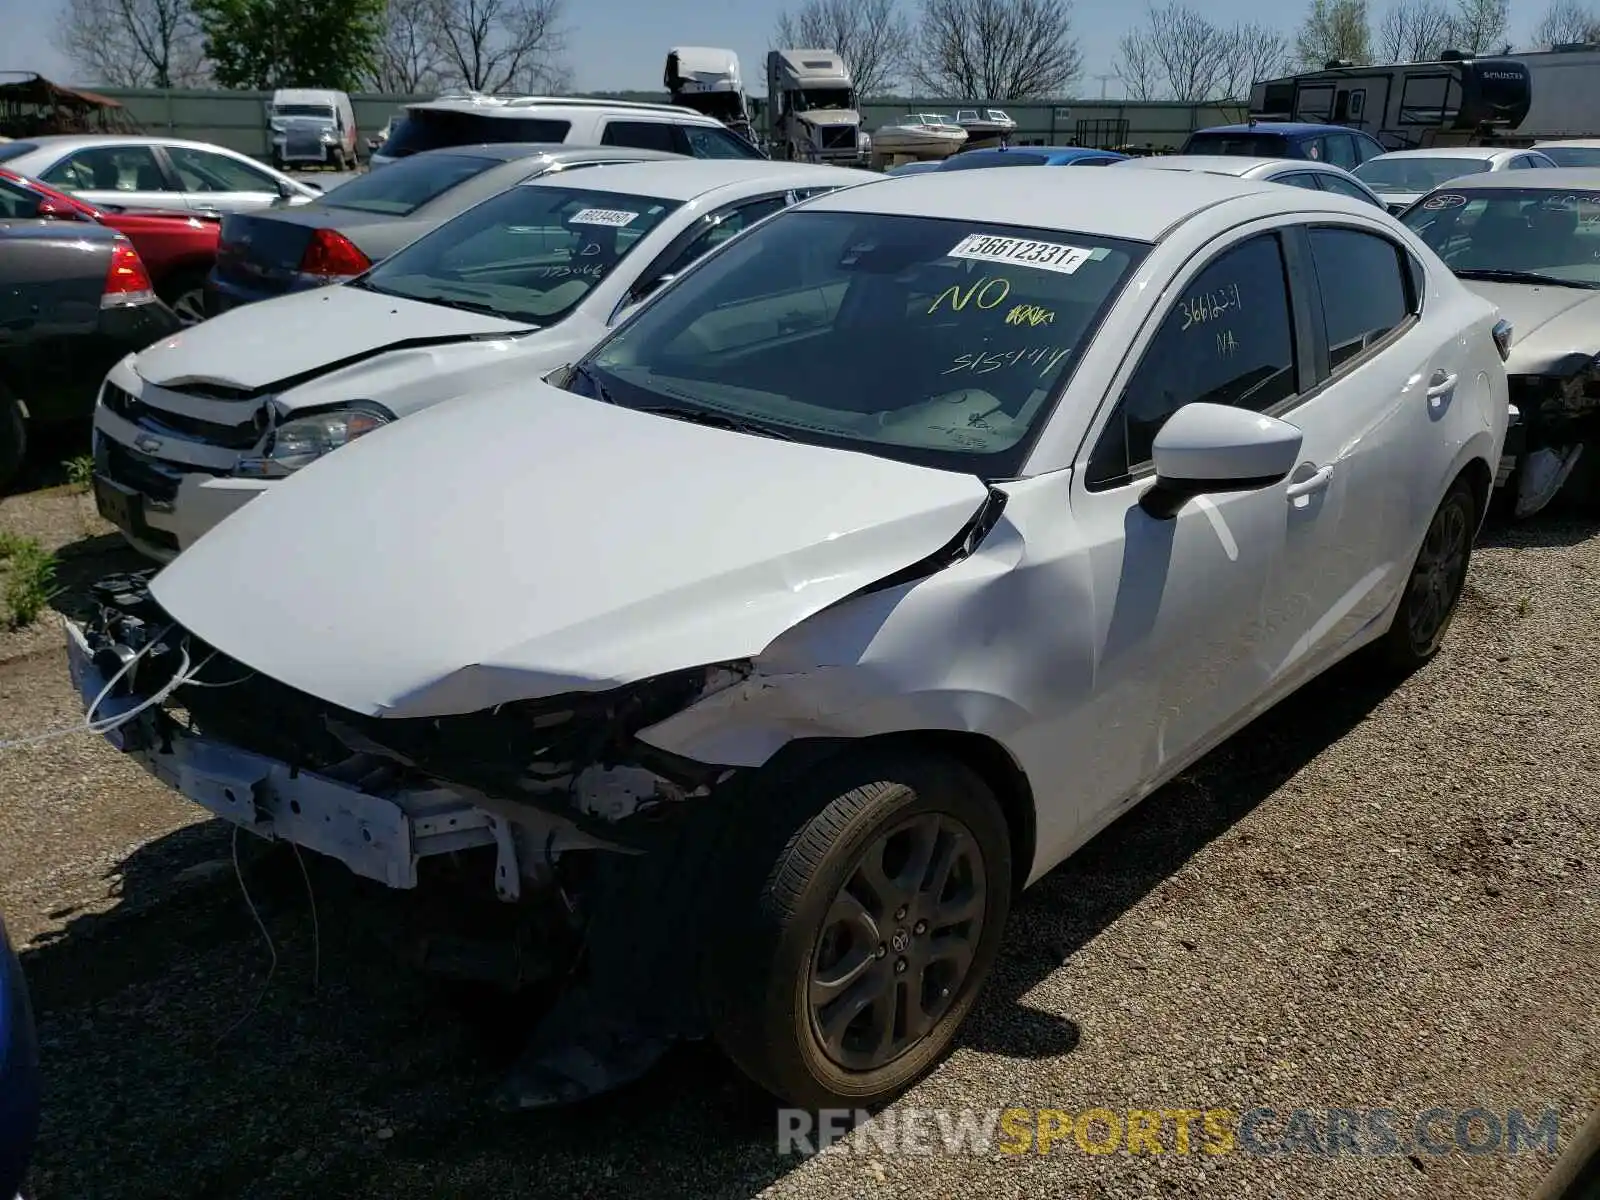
[
  {"left": 1139, "top": 402, "right": 1302, "bottom": 519},
  {"left": 35, "top": 199, "right": 86, "bottom": 221}
]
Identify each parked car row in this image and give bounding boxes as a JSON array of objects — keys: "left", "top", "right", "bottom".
[{"left": 52, "top": 151, "right": 1595, "bottom": 1118}]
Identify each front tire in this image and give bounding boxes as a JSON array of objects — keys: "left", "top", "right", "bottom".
[
  {"left": 706, "top": 748, "right": 1012, "bottom": 1110},
  {"left": 1375, "top": 474, "right": 1477, "bottom": 672}
]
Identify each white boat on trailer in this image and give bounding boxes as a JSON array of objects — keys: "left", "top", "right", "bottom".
[
  {"left": 871, "top": 113, "right": 968, "bottom": 162},
  {"left": 955, "top": 107, "right": 1017, "bottom": 144}
]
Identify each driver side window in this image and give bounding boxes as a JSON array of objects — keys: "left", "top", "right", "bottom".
[{"left": 1086, "top": 232, "right": 1299, "bottom": 489}]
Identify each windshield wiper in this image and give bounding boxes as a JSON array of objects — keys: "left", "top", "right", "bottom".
[
  {"left": 568, "top": 362, "right": 616, "bottom": 405},
  {"left": 639, "top": 404, "right": 796, "bottom": 441},
  {"left": 1454, "top": 268, "right": 1600, "bottom": 289}
]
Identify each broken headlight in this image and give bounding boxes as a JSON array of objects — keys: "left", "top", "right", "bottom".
[{"left": 238, "top": 401, "right": 393, "bottom": 476}]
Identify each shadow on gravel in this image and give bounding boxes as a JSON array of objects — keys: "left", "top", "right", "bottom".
[
  {"left": 16, "top": 655, "right": 1400, "bottom": 1200},
  {"left": 3, "top": 421, "right": 92, "bottom": 499},
  {"left": 1476, "top": 508, "right": 1599, "bottom": 551}
]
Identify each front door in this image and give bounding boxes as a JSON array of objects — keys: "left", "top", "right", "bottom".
[
  {"left": 38, "top": 144, "right": 179, "bottom": 212},
  {"left": 1064, "top": 229, "right": 1308, "bottom": 827},
  {"left": 162, "top": 145, "right": 288, "bottom": 215}
]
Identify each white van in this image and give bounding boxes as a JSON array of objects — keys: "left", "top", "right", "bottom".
[{"left": 267, "top": 89, "right": 358, "bottom": 170}]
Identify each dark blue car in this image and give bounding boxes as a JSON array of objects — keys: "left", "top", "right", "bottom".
[
  {"left": 0, "top": 910, "right": 39, "bottom": 1200},
  {"left": 1180, "top": 122, "right": 1386, "bottom": 171},
  {"left": 938, "top": 145, "right": 1127, "bottom": 170}
]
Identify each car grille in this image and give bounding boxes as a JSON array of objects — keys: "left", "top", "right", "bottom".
[
  {"left": 286, "top": 131, "right": 324, "bottom": 157},
  {"left": 820, "top": 126, "right": 856, "bottom": 150},
  {"left": 103, "top": 382, "right": 265, "bottom": 450},
  {"left": 101, "top": 440, "right": 187, "bottom": 504}
]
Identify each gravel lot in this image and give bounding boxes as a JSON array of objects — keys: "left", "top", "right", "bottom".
[{"left": 1, "top": 474, "right": 1595, "bottom": 1200}]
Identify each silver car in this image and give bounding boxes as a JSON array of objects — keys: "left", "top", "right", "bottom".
[{"left": 0, "top": 135, "right": 321, "bottom": 215}]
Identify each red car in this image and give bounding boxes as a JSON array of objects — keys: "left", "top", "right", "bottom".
[{"left": 0, "top": 166, "right": 219, "bottom": 324}]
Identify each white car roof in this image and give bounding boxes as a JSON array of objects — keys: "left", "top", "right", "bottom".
[
  {"left": 1365, "top": 146, "right": 1516, "bottom": 161},
  {"left": 1119, "top": 155, "right": 1331, "bottom": 177},
  {"left": 3, "top": 134, "right": 265, "bottom": 157},
  {"left": 520, "top": 159, "right": 878, "bottom": 202},
  {"left": 802, "top": 168, "right": 1289, "bottom": 242},
  {"left": 1431, "top": 165, "right": 1600, "bottom": 190},
  {"left": 1534, "top": 138, "right": 1600, "bottom": 149},
  {"left": 407, "top": 94, "right": 727, "bottom": 128}
]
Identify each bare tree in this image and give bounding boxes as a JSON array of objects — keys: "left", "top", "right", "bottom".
[
  {"left": 1377, "top": 0, "right": 1452, "bottom": 59},
  {"left": 366, "top": 0, "right": 448, "bottom": 92},
  {"left": 1116, "top": 6, "right": 1287, "bottom": 101},
  {"left": 910, "top": 0, "right": 1082, "bottom": 99},
  {"left": 431, "top": 0, "right": 569, "bottom": 93},
  {"left": 1221, "top": 24, "right": 1292, "bottom": 97},
  {"left": 1294, "top": 0, "right": 1372, "bottom": 66},
  {"left": 1444, "top": 0, "right": 1508, "bottom": 51},
  {"left": 773, "top": 0, "right": 909, "bottom": 100},
  {"left": 1531, "top": 0, "right": 1600, "bottom": 41},
  {"left": 54, "top": 0, "right": 208, "bottom": 88}
]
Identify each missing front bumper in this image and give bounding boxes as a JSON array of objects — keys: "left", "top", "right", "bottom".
[{"left": 65, "top": 616, "right": 534, "bottom": 893}]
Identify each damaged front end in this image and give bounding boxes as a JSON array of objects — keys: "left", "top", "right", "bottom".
[
  {"left": 1504, "top": 352, "right": 1600, "bottom": 518},
  {"left": 66, "top": 569, "right": 776, "bottom": 1101}
]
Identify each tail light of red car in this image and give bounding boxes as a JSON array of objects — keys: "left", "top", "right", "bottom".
[
  {"left": 297, "top": 228, "right": 371, "bottom": 280},
  {"left": 101, "top": 239, "right": 156, "bottom": 308}
]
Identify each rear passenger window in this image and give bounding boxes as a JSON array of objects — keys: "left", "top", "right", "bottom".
[
  {"left": 1087, "top": 233, "right": 1298, "bottom": 487},
  {"left": 1307, "top": 227, "right": 1413, "bottom": 369},
  {"left": 682, "top": 125, "right": 765, "bottom": 159},
  {"left": 602, "top": 121, "right": 682, "bottom": 154},
  {"left": 1324, "top": 134, "right": 1358, "bottom": 170}
]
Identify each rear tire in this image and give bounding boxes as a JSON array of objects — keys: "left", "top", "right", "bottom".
[
  {"left": 705, "top": 747, "right": 1012, "bottom": 1110},
  {"left": 159, "top": 269, "right": 209, "bottom": 326},
  {"left": 1373, "top": 474, "right": 1477, "bottom": 673},
  {"left": 0, "top": 385, "right": 26, "bottom": 495}
]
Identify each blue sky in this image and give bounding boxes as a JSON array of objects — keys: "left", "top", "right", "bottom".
[{"left": 6, "top": 0, "right": 1538, "bottom": 97}]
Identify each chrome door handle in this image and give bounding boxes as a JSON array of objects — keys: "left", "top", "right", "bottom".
[
  {"left": 1285, "top": 464, "right": 1335, "bottom": 501},
  {"left": 1426, "top": 370, "right": 1458, "bottom": 398}
]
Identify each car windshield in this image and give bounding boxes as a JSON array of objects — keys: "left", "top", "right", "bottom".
[
  {"left": 1401, "top": 186, "right": 1600, "bottom": 288},
  {"left": 1183, "top": 132, "right": 1287, "bottom": 156},
  {"left": 322, "top": 152, "right": 505, "bottom": 214},
  {"left": 941, "top": 151, "right": 1049, "bottom": 169},
  {"left": 1539, "top": 145, "right": 1600, "bottom": 167},
  {"left": 380, "top": 110, "right": 571, "bottom": 158},
  {"left": 0, "top": 142, "right": 37, "bottom": 164},
  {"left": 571, "top": 210, "right": 1148, "bottom": 478},
  {"left": 274, "top": 104, "right": 334, "bottom": 119},
  {"left": 358, "top": 182, "right": 681, "bottom": 324},
  {"left": 1355, "top": 157, "right": 1490, "bottom": 191}
]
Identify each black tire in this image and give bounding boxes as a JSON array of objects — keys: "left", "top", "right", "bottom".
[
  {"left": 0, "top": 385, "right": 25, "bottom": 495},
  {"left": 1374, "top": 474, "right": 1478, "bottom": 672},
  {"left": 1558, "top": 439, "right": 1599, "bottom": 512},
  {"left": 159, "top": 268, "right": 209, "bottom": 326},
  {"left": 704, "top": 747, "right": 1012, "bottom": 1110}
]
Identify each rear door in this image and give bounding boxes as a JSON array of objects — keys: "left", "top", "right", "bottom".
[
  {"left": 36, "top": 144, "right": 181, "bottom": 211},
  {"left": 1265, "top": 221, "right": 1445, "bottom": 674}
]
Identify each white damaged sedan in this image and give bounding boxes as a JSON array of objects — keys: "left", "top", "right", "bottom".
[{"left": 65, "top": 168, "right": 1509, "bottom": 1112}]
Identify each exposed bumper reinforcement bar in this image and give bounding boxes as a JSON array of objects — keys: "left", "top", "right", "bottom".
[{"left": 64, "top": 616, "right": 509, "bottom": 891}]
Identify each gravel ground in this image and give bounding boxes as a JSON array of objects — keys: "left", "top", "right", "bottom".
[{"left": 0, "top": 481, "right": 1595, "bottom": 1200}]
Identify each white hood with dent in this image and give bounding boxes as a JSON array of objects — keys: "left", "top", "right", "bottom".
[
  {"left": 150, "top": 382, "right": 990, "bottom": 719},
  {"left": 135, "top": 285, "right": 533, "bottom": 393}
]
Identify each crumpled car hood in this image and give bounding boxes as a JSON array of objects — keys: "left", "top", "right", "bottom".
[
  {"left": 1460, "top": 280, "right": 1600, "bottom": 374},
  {"left": 150, "top": 381, "right": 992, "bottom": 719},
  {"left": 134, "top": 284, "right": 534, "bottom": 393}
]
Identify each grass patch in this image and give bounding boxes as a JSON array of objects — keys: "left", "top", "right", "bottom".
[
  {"left": 1, "top": 536, "right": 61, "bottom": 628},
  {"left": 63, "top": 454, "right": 95, "bottom": 492}
]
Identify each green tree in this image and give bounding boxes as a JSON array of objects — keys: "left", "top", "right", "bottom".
[
  {"left": 1295, "top": 0, "right": 1372, "bottom": 67},
  {"left": 192, "top": 0, "right": 387, "bottom": 89}
]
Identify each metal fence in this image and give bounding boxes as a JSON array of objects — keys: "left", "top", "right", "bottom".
[{"left": 83, "top": 87, "right": 1248, "bottom": 160}]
